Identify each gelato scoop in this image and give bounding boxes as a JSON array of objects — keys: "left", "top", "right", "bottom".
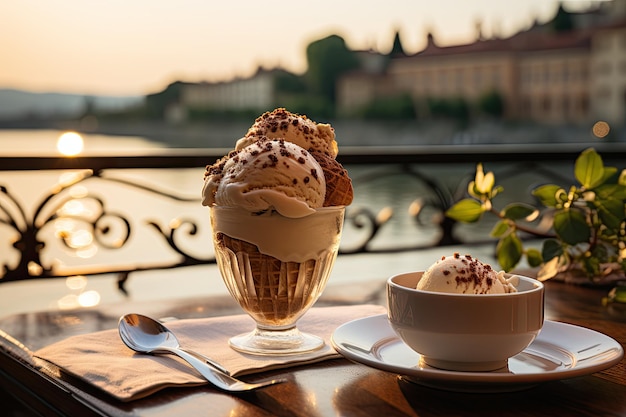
[
  {"left": 236, "top": 108, "right": 338, "bottom": 158},
  {"left": 417, "top": 253, "right": 518, "bottom": 294},
  {"left": 202, "top": 137, "right": 326, "bottom": 218}
]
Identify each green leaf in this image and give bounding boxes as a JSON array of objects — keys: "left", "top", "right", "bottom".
[
  {"left": 496, "top": 233, "right": 523, "bottom": 272},
  {"left": 541, "top": 238, "right": 563, "bottom": 261},
  {"left": 445, "top": 199, "right": 485, "bottom": 223},
  {"left": 599, "top": 166, "right": 618, "bottom": 185},
  {"left": 581, "top": 256, "right": 601, "bottom": 277},
  {"left": 596, "top": 198, "right": 625, "bottom": 231},
  {"left": 591, "top": 243, "right": 610, "bottom": 264},
  {"left": 553, "top": 209, "right": 591, "bottom": 245},
  {"left": 532, "top": 184, "right": 562, "bottom": 208},
  {"left": 491, "top": 185, "right": 504, "bottom": 199},
  {"left": 575, "top": 148, "right": 605, "bottom": 189},
  {"left": 501, "top": 203, "right": 538, "bottom": 220},
  {"left": 490, "top": 220, "right": 509, "bottom": 238},
  {"left": 526, "top": 248, "right": 543, "bottom": 267},
  {"left": 595, "top": 183, "right": 626, "bottom": 200}
]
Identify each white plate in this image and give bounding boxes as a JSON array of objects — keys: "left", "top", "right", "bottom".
[{"left": 331, "top": 315, "right": 624, "bottom": 392}]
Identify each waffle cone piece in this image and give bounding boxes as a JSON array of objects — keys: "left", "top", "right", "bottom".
[
  {"left": 216, "top": 233, "right": 332, "bottom": 326},
  {"left": 311, "top": 150, "right": 354, "bottom": 207}
]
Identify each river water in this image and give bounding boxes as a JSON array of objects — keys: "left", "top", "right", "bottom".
[{"left": 0, "top": 129, "right": 580, "bottom": 316}]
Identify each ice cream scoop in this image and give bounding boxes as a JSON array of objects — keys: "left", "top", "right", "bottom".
[
  {"left": 416, "top": 253, "right": 517, "bottom": 294},
  {"left": 235, "top": 108, "right": 338, "bottom": 158},
  {"left": 202, "top": 137, "right": 325, "bottom": 218}
]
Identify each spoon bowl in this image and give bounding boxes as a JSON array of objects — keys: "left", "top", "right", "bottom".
[
  {"left": 118, "top": 314, "right": 178, "bottom": 349},
  {"left": 118, "top": 313, "right": 286, "bottom": 392},
  {"left": 119, "top": 313, "right": 219, "bottom": 364}
]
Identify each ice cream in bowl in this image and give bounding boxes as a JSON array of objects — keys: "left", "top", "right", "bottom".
[
  {"left": 203, "top": 108, "right": 353, "bottom": 355},
  {"left": 387, "top": 253, "right": 544, "bottom": 371}
]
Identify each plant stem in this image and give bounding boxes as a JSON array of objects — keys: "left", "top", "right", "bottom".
[{"left": 488, "top": 207, "right": 555, "bottom": 238}]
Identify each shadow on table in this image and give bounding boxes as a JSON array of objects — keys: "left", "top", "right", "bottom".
[{"left": 396, "top": 375, "right": 624, "bottom": 417}]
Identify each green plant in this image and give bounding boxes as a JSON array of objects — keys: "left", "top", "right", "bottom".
[{"left": 446, "top": 148, "right": 626, "bottom": 282}]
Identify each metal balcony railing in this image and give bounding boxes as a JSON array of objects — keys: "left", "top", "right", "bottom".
[{"left": 2, "top": 141, "right": 625, "bottom": 293}]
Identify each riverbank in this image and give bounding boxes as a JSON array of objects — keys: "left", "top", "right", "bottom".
[{"left": 2, "top": 117, "right": 623, "bottom": 150}]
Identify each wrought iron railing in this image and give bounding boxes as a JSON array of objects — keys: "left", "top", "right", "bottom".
[{"left": 2, "top": 142, "right": 624, "bottom": 293}]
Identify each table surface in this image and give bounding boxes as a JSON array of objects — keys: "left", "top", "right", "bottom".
[{"left": 1, "top": 279, "right": 625, "bottom": 417}]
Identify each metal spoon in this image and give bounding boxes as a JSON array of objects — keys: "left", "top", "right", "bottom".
[{"left": 118, "top": 313, "right": 286, "bottom": 392}]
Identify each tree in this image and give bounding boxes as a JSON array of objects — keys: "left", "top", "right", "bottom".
[
  {"left": 552, "top": 5, "right": 574, "bottom": 32},
  {"left": 305, "top": 35, "right": 360, "bottom": 106},
  {"left": 80, "top": 96, "right": 97, "bottom": 118},
  {"left": 145, "top": 81, "right": 186, "bottom": 120},
  {"left": 274, "top": 70, "right": 307, "bottom": 94},
  {"left": 361, "top": 94, "right": 415, "bottom": 120},
  {"left": 427, "top": 97, "right": 469, "bottom": 121},
  {"left": 389, "top": 30, "right": 406, "bottom": 57},
  {"left": 478, "top": 90, "right": 504, "bottom": 118}
]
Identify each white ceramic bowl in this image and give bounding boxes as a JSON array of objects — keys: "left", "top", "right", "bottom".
[{"left": 387, "top": 271, "right": 544, "bottom": 372}]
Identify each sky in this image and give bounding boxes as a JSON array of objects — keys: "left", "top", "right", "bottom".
[{"left": 0, "top": 1, "right": 603, "bottom": 97}]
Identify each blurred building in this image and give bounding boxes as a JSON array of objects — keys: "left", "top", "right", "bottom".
[
  {"left": 591, "top": 18, "right": 626, "bottom": 123},
  {"left": 181, "top": 70, "right": 275, "bottom": 112},
  {"left": 338, "top": 3, "right": 626, "bottom": 126},
  {"left": 159, "top": 2, "right": 626, "bottom": 127},
  {"left": 157, "top": 69, "right": 281, "bottom": 123}
]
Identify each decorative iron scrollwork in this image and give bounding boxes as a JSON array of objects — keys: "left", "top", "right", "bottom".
[
  {"left": 0, "top": 163, "right": 472, "bottom": 293},
  {"left": 1, "top": 170, "right": 135, "bottom": 281},
  {"left": 1, "top": 156, "right": 587, "bottom": 295}
]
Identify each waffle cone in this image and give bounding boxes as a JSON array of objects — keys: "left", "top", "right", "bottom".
[
  {"left": 216, "top": 233, "right": 321, "bottom": 325},
  {"left": 310, "top": 150, "right": 353, "bottom": 207}
]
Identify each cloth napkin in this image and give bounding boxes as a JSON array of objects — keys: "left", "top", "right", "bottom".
[{"left": 34, "top": 304, "right": 386, "bottom": 402}]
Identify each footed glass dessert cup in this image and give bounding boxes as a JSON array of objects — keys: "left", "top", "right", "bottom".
[{"left": 211, "top": 205, "right": 345, "bottom": 355}]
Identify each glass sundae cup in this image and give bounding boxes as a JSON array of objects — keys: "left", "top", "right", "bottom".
[{"left": 211, "top": 205, "right": 344, "bottom": 355}]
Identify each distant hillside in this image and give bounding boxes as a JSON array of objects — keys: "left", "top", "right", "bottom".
[{"left": 0, "top": 88, "right": 144, "bottom": 120}]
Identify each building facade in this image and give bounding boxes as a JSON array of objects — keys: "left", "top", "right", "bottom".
[
  {"left": 181, "top": 70, "right": 276, "bottom": 112},
  {"left": 590, "top": 21, "right": 626, "bottom": 123},
  {"left": 338, "top": 12, "right": 626, "bottom": 126},
  {"left": 165, "top": 4, "right": 626, "bottom": 127}
]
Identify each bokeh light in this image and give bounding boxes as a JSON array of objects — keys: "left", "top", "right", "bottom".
[
  {"left": 58, "top": 171, "right": 85, "bottom": 187},
  {"left": 592, "top": 121, "right": 610, "bottom": 138},
  {"left": 78, "top": 290, "right": 101, "bottom": 307},
  {"left": 59, "top": 200, "right": 87, "bottom": 216},
  {"left": 57, "top": 131, "right": 84, "bottom": 156},
  {"left": 66, "top": 275, "right": 87, "bottom": 290},
  {"left": 58, "top": 277, "right": 101, "bottom": 309},
  {"left": 67, "top": 229, "right": 94, "bottom": 249}
]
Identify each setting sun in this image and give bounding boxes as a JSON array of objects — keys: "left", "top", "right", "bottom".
[{"left": 56, "top": 131, "right": 84, "bottom": 156}]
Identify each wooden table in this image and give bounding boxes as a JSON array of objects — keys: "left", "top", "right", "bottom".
[{"left": 1, "top": 280, "right": 625, "bottom": 417}]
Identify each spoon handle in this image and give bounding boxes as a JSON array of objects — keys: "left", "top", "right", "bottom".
[
  {"left": 158, "top": 346, "right": 236, "bottom": 391},
  {"left": 180, "top": 348, "right": 230, "bottom": 375}
]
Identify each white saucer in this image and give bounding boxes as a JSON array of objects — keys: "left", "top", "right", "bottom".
[{"left": 331, "top": 314, "right": 624, "bottom": 392}]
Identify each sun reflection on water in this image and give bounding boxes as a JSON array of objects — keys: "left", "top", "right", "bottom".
[
  {"left": 57, "top": 276, "right": 101, "bottom": 309},
  {"left": 56, "top": 131, "right": 84, "bottom": 156}
]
